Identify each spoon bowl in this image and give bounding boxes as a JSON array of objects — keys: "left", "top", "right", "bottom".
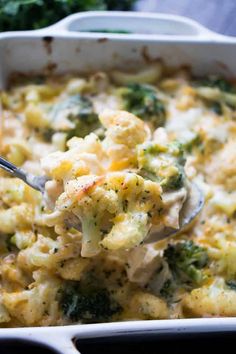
[
  {"left": 0, "top": 156, "right": 204, "bottom": 242},
  {"left": 145, "top": 182, "right": 204, "bottom": 243}
]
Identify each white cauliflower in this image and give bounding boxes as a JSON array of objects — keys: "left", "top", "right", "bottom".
[
  {"left": 2, "top": 270, "right": 61, "bottom": 326},
  {"left": 100, "top": 109, "right": 150, "bottom": 167},
  {"left": 42, "top": 109, "right": 188, "bottom": 258},
  {"left": 41, "top": 133, "right": 106, "bottom": 181},
  {"left": 129, "top": 291, "right": 168, "bottom": 319},
  {"left": 18, "top": 232, "right": 82, "bottom": 271},
  {"left": 50, "top": 172, "right": 164, "bottom": 257},
  {"left": 183, "top": 278, "right": 236, "bottom": 317}
]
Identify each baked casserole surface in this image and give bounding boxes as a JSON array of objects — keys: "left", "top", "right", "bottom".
[{"left": 0, "top": 62, "right": 236, "bottom": 326}]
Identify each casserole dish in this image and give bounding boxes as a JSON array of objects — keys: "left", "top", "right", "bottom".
[{"left": 0, "top": 11, "right": 236, "bottom": 353}]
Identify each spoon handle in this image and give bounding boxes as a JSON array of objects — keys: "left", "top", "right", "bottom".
[
  {"left": 0, "top": 156, "right": 29, "bottom": 183},
  {"left": 0, "top": 156, "right": 47, "bottom": 192}
]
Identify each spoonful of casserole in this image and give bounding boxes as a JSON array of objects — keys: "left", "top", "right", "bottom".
[{"left": 0, "top": 110, "right": 204, "bottom": 257}]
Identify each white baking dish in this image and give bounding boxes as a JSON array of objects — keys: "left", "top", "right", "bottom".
[{"left": 1, "top": 11, "right": 236, "bottom": 353}]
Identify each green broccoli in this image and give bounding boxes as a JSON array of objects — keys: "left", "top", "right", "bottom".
[
  {"left": 164, "top": 241, "right": 209, "bottom": 286},
  {"left": 211, "top": 101, "right": 223, "bottom": 115},
  {"left": 120, "top": 83, "right": 166, "bottom": 128},
  {"left": 195, "top": 76, "right": 236, "bottom": 110},
  {"left": 226, "top": 280, "right": 236, "bottom": 291},
  {"left": 159, "top": 279, "right": 176, "bottom": 301},
  {"left": 139, "top": 165, "right": 184, "bottom": 192},
  {"left": 199, "top": 75, "right": 235, "bottom": 111},
  {"left": 180, "top": 133, "right": 203, "bottom": 154},
  {"left": 160, "top": 169, "right": 184, "bottom": 192},
  {"left": 59, "top": 282, "right": 122, "bottom": 323},
  {"left": 49, "top": 94, "right": 102, "bottom": 139},
  {"left": 137, "top": 141, "right": 185, "bottom": 192},
  {"left": 198, "top": 76, "right": 236, "bottom": 93}
]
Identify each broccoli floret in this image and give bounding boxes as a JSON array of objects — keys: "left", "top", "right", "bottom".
[
  {"left": 159, "top": 279, "right": 176, "bottom": 301},
  {"left": 195, "top": 76, "right": 236, "bottom": 110},
  {"left": 168, "top": 141, "right": 185, "bottom": 161},
  {"left": 180, "top": 133, "right": 203, "bottom": 153},
  {"left": 199, "top": 76, "right": 236, "bottom": 93},
  {"left": 161, "top": 141, "right": 185, "bottom": 191},
  {"left": 160, "top": 169, "right": 184, "bottom": 192},
  {"left": 120, "top": 83, "right": 166, "bottom": 128},
  {"left": 50, "top": 94, "right": 102, "bottom": 139},
  {"left": 226, "top": 280, "right": 236, "bottom": 291},
  {"left": 211, "top": 101, "right": 223, "bottom": 115},
  {"left": 5, "top": 234, "right": 15, "bottom": 252},
  {"left": 59, "top": 283, "right": 122, "bottom": 323},
  {"left": 139, "top": 167, "right": 185, "bottom": 192},
  {"left": 164, "top": 241, "right": 209, "bottom": 286},
  {"left": 137, "top": 141, "right": 186, "bottom": 192},
  {"left": 41, "top": 128, "right": 55, "bottom": 142}
]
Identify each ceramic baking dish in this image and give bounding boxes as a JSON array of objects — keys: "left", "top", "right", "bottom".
[{"left": 1, "top": 11, "right": 236, "bottom": 353}]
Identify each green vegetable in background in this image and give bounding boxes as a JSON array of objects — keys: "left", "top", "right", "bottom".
[
  {"left": 120, "top": 83, "right": 166, "bottom": 128},
  {"left": 164, "top": 241, "right": 209, "bottom": 286},
  {"left": 195, "top": 75, "right": 236, "bottom": 112},
  {"left": 50, "top": 94, "right": 102, "bottom": 139},
  {"left": 0, "top": 0, "right": 136, "bottom": 32},
  {"left": 198, "top": 76, "right": 236, "bottom": 93},
  {"left": 226, "top": 280, "right": 236, "bottom": 291}
]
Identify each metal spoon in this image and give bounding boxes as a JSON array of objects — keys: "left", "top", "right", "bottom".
[
  {"left": 0, "top": 156, "right": 48, "bottom": 193},
  {"left": 0, "top": 156, "right": 204, "bottom": 241},
  {"left": 145, "top": 182, "right": 204, "bottom": 243}
]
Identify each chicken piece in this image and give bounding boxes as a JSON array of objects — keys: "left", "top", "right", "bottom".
[{"left": 126, "top": 244, "right": 162, "bottom": 287}]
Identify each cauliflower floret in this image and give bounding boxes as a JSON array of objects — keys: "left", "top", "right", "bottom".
[
  {"left": 129, "top": 291, "right": 168, "bottom": 319},
  {"left": 1, "top": 260, "right": 30, "bottom": 290},
  {"left": 2, "top": 270, "right": 61, "bottom": 326},
  {"left": 57, "top": 257, "right": 91, "bottom": 281},
  {"left": 41, "top": 133, "right": 106, "bottom": 181},
  {"left": 206, "top": 140, "right": 236, "bottom": 190},
  {"left": 101, "top": 211, "right": 149, "bottom": 251},
  {"left": 42, "top": 110, "right": 188, "bottom": 258},
  {"left": 49, "top": 172, "right": 164, "bottom": 257},
  {"left": 183, "top": 278, "right": 236, "bottom": 317},
  {"left": 100, "top": 109, "right": 150, "bottom": 167},
  {"left": 18, "top": 233, "right": 81, "bottom": 271},
  {"left": 208, "top": 234, "right": 236, "bottom": 278},
  {"left": 0, "top": 178, "right": 40, "bottom": 206},
  {"left": 210, "top": 188, "right": 236, "bottom": 217},
  {"left": 10, "top": 230, "right": 36, "bottom": 250},
  {"left": 0, "top": 299, "right": 10, "bottom": 323},
  {"left": 0, "top": 204, "right": 34, "bottom": 234},
  {"left": 3, "top": 138, "right": 31, "bottom": 166}
]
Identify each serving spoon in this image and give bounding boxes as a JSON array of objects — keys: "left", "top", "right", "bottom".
[
  {"left": 0, "top": 156, "right": 204, "bottom": 242},
  {"left": 145, "top": 182, "right": 204, "bottom": 243},
  {"left": 0, "top": 156, "right": 48, "bottom": 193}
]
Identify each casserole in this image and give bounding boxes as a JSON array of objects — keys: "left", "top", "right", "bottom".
[{"left": 1, "top": 11, "right": 236, "bottom": 353}]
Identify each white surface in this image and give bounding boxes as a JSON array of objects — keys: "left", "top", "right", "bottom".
[{"left": 0, "top": 11, "right": 236, "bottom": 353}]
